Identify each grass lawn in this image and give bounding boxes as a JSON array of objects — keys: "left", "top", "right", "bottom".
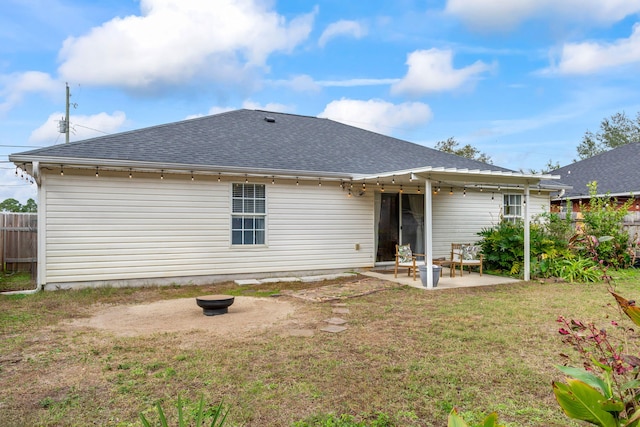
[{"left": 2, "top": 271, "right": 639, "bottom": 426}]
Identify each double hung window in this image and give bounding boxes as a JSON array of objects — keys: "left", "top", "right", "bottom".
[
  {"left": 231, "top": 183, "right": 266, "bottom": 245},
  {"left": 503, "top": 194, "right": 522, "bottom": 223}
]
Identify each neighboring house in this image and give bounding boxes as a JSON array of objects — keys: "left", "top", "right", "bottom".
[
  {"left": 550, "top": 142, "right": 640, "bottom": 212},
  {"left": 10, "top": 109, "right": 560, "bottom": 290}
]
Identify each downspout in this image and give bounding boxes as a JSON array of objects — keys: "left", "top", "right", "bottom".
[
  {"left": 1, "top": 161, "right": 44, "bottom": 295},
  {"left": 524, "top": 184, "right": 531, "bottom": 281}
]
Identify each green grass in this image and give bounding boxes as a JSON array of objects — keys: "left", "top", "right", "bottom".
[
  {"left": 0, "top": 271, "right": 35, "bottom": 292},
  {"left": 2, "top": 271, "right": 639, "bottom": 426}
]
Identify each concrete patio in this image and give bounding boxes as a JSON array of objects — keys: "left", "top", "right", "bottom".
[{"left": 363, "top": 266, "right": 521, "bottom": 290}]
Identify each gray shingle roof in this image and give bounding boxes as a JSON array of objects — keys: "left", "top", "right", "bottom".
[
  {"left": 552, "top": 142, "right": 640, "bottom": 198},
  {"left": 12, "top": 109, "right": 512, "bottom": 176}
]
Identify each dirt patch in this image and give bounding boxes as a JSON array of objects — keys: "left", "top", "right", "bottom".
[
  {"left": 66, "top": 296, "right": 298, "bottom": 337},
  {"left": 62, "top": 277, "right": 404, "bottom": 338}
]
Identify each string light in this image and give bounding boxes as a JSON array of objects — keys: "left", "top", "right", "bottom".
[
  {"left": 15, "top": 167, "right": 18, "bottom": 176},
  {"left": 217, "top": 173, "right": 221, "bottom": 182},
  {"left": 340, "top": 180, "right": 344, "bottom": 189},
  {"left": 376, "top": 178, "right": 380, "bottom": 186},
  {"left": 245, "top": 174, "right": 248, "bottom": 184},
  {"left": 129, "top": 169, "right": 132, "bottom": 179},
  {"left": 60, "top": 166, "right": 64, "bottom": 176},
  {"left": 491, "top": 192, "right": 495, "bottom": 200},
  {"left": 160, "top": 170, "right": 164, "bottom": 180},
  {"left": 463, "top": 186, "right": 466, "bottom": 197},
  {"left": 400, "top": 185, "right": 404, "bottom": 193},
  {"left": 392, "top": 175, "right": 395, "bottom": 184},
  {"left": 271, "top": 176, "right": 275, "bottom": 184},
  {"left": 417, "top": 186, "right": 421, "bottom": 194},
  {"left": 95, "top": 167, "right": 99, "bottom": 178},
  {"left": 449, "top": 187, "right": 453, "bottom": 195},
  {"left": 381, "top": 184, "right": 385, "bottom": 192},
  {"left": 191, "top": 171, "right": 194, "bottom": 181},
  {"left": 296, "top": 177, "right": 299, "bottom": 186},
  {"left": 318, "top": 178, "right": 322, "bottom": 187},
  {"left": 362, "top": 182, "right": 366, "bottom": 190}
]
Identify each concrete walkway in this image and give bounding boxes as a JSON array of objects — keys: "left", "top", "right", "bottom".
[{"left": 362, "top": 267, "right": 521, "bottom": 290}]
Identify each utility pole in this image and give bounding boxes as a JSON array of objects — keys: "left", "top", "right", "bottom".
[
  {"left": 58, "top": 83, "right": 74, "bottom": 143},
  {"left": 65, "top": 82, "right": 70, "bottom": 144}
]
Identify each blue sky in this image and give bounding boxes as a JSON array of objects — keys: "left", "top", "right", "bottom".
[{"left": 2, "top": 0, "right": 640, "bottom": 202}]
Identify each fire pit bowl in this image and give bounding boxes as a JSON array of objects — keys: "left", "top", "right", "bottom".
[{"left": 196, "top": 295, "right": 235, "bottom": 316}]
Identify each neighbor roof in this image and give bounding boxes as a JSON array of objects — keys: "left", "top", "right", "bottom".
[
  {"left": 12, "top": 109, "right": 512, "bottom": 177},
  {"left": 552, "top": 142, "right": 640, "bottom": 198}
]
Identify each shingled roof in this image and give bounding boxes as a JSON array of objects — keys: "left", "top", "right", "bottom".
[
  {"left": 11, "top": 109, "right": 513, "bottom": 177},
  {"left": 552, "top": 142, "right": 640, "bottom": 198}
]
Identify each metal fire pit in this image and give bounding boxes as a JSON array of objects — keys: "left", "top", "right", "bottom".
[{"left": 195, "top": 295, "right": 235, "bottom": 316}]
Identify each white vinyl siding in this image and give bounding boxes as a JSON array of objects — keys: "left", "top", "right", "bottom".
[
  {"left": 40, "top": 172, "right": 374, "bottom": 286},
  {"left": 431, "top": 189, "right": 550, "bottom": 259}
]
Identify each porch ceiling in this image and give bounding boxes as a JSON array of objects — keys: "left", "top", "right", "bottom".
[{"left": 355, "top": 166, "right": 562, "bottom": 190}]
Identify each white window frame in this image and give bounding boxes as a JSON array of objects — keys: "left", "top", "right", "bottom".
[
  {"left": 231, "top": 183, "right": 266, "bottom": 245},
  {"left": 503, "top": 194, "right": 522, "bottom": 223}
]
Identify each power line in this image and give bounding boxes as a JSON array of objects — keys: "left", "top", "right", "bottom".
[{"left": 72, "top": 123, "right": 110, "bottom": 135}]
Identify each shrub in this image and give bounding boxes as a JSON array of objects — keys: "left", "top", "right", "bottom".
[
  {"left": 477, "top": 213, "right": 571, "bottom": 279},
  {"left": 575, "top": 181, "right": 634, "bottom": 268},
  {"left": 139, "top": 394, "right": 227, "bottom": 427}
]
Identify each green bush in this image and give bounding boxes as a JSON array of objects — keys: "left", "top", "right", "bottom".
[
  {"left": 139, "top": 394, "right": 227, "bottom": 427},
  {"left": 574, "top": 181, "right": 634, "bottom": 268},
  {"left": 477, "top": 214, "right": 571, "bottom": 279}
]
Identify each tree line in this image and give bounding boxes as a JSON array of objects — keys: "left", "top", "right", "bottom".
[{"left": 436, "top": 111, "right": 640, "bottom": 172}]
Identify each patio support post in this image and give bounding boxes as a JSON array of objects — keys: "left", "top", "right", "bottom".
[
  {"left": 424, "top": 179, "right": 434, "bottom": 289},
  {"left": 524, "top": 184, "right": 530, "bottom": 281}
]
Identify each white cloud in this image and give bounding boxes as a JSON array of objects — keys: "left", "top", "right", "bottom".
[
  {"left": 318, "top": 20, "right": 366, "bottom": 47},
  {"left": 0, "top": 168, "right": 37, "bottom": 204},
  {"left": 0, "top": 71, "right": 58, "bottom": 114},
  {"left": 269, "top": 74, "right": 322, "bottom": 92},
  {"left": 241, "top": 100, "right": 293, "bottom": 113},
  {"left": 550, "top": 23, "right": 640, "bottom": 75},
  {"left": 57, "top": 0, "right": 316, "bottom": 89},
  {"left": 318, "top": 98, "right": 432, "bottom": 134},
  {"left": 29, "top": 111, "right": 127, "bottom": 144},
  {"left": 445, "top": 0, "right": 640, "bottom": 31},
  {"left": 391, "top": 49, "right": 491, "bottom": 96},
  {"left": 185, "top": 101, "right": 292, "bottom": 120},
  {"left": 318, "top": 78, "right": 399, "bottom": 87}
]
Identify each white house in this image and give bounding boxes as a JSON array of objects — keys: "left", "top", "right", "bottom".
[{"left": 10, "top": 109, "right": 561, "bottom": 290}]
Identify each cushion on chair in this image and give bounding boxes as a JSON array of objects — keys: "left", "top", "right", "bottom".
[
  {"left": 461, "top": 245, "right": 481, "bottom": 260},
  {"left": 397, "top": 244, "right": 413, "bottom": 263}
]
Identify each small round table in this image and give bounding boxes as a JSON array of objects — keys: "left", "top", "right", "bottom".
[{"left": 196, "top": 295, "right": 235, "bottom": 316}]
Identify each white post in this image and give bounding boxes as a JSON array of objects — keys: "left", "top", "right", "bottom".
[
  {"left": 425, "top": 179, "right": 433, "bottom": 289},
  {"left": 524, "top": 184, "right": 530, "bottom": 281}
]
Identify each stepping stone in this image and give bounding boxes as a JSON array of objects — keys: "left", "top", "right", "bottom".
[
  {"left": 259, "top": 277, "right": 301, "bottom": 284},
  {"left": 332, "top": 307, "right": 350, "bottom": 314},
  {"left": 320, "top": 325, "right": 348, "bottom": 333},
  {"left": 287, "top": 329, "right": 315, "bottom": 337},
  {"left": 235, "top": 279, "right": 261, "bottom": 286},
  {"left": 324, "top": 317, "right": 347, "bottom": 325}
]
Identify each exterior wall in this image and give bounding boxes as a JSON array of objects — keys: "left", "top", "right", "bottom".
[
  {"left": 39, "top": 169, "right": 374, "bottom": 288},
  {"left": 431, "top": 189, "right": 549, "bottom": 259}
]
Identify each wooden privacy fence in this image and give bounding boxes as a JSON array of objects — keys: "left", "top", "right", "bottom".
[{"left": 0, "top": 213, "right": 37, "bottom": 275}]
